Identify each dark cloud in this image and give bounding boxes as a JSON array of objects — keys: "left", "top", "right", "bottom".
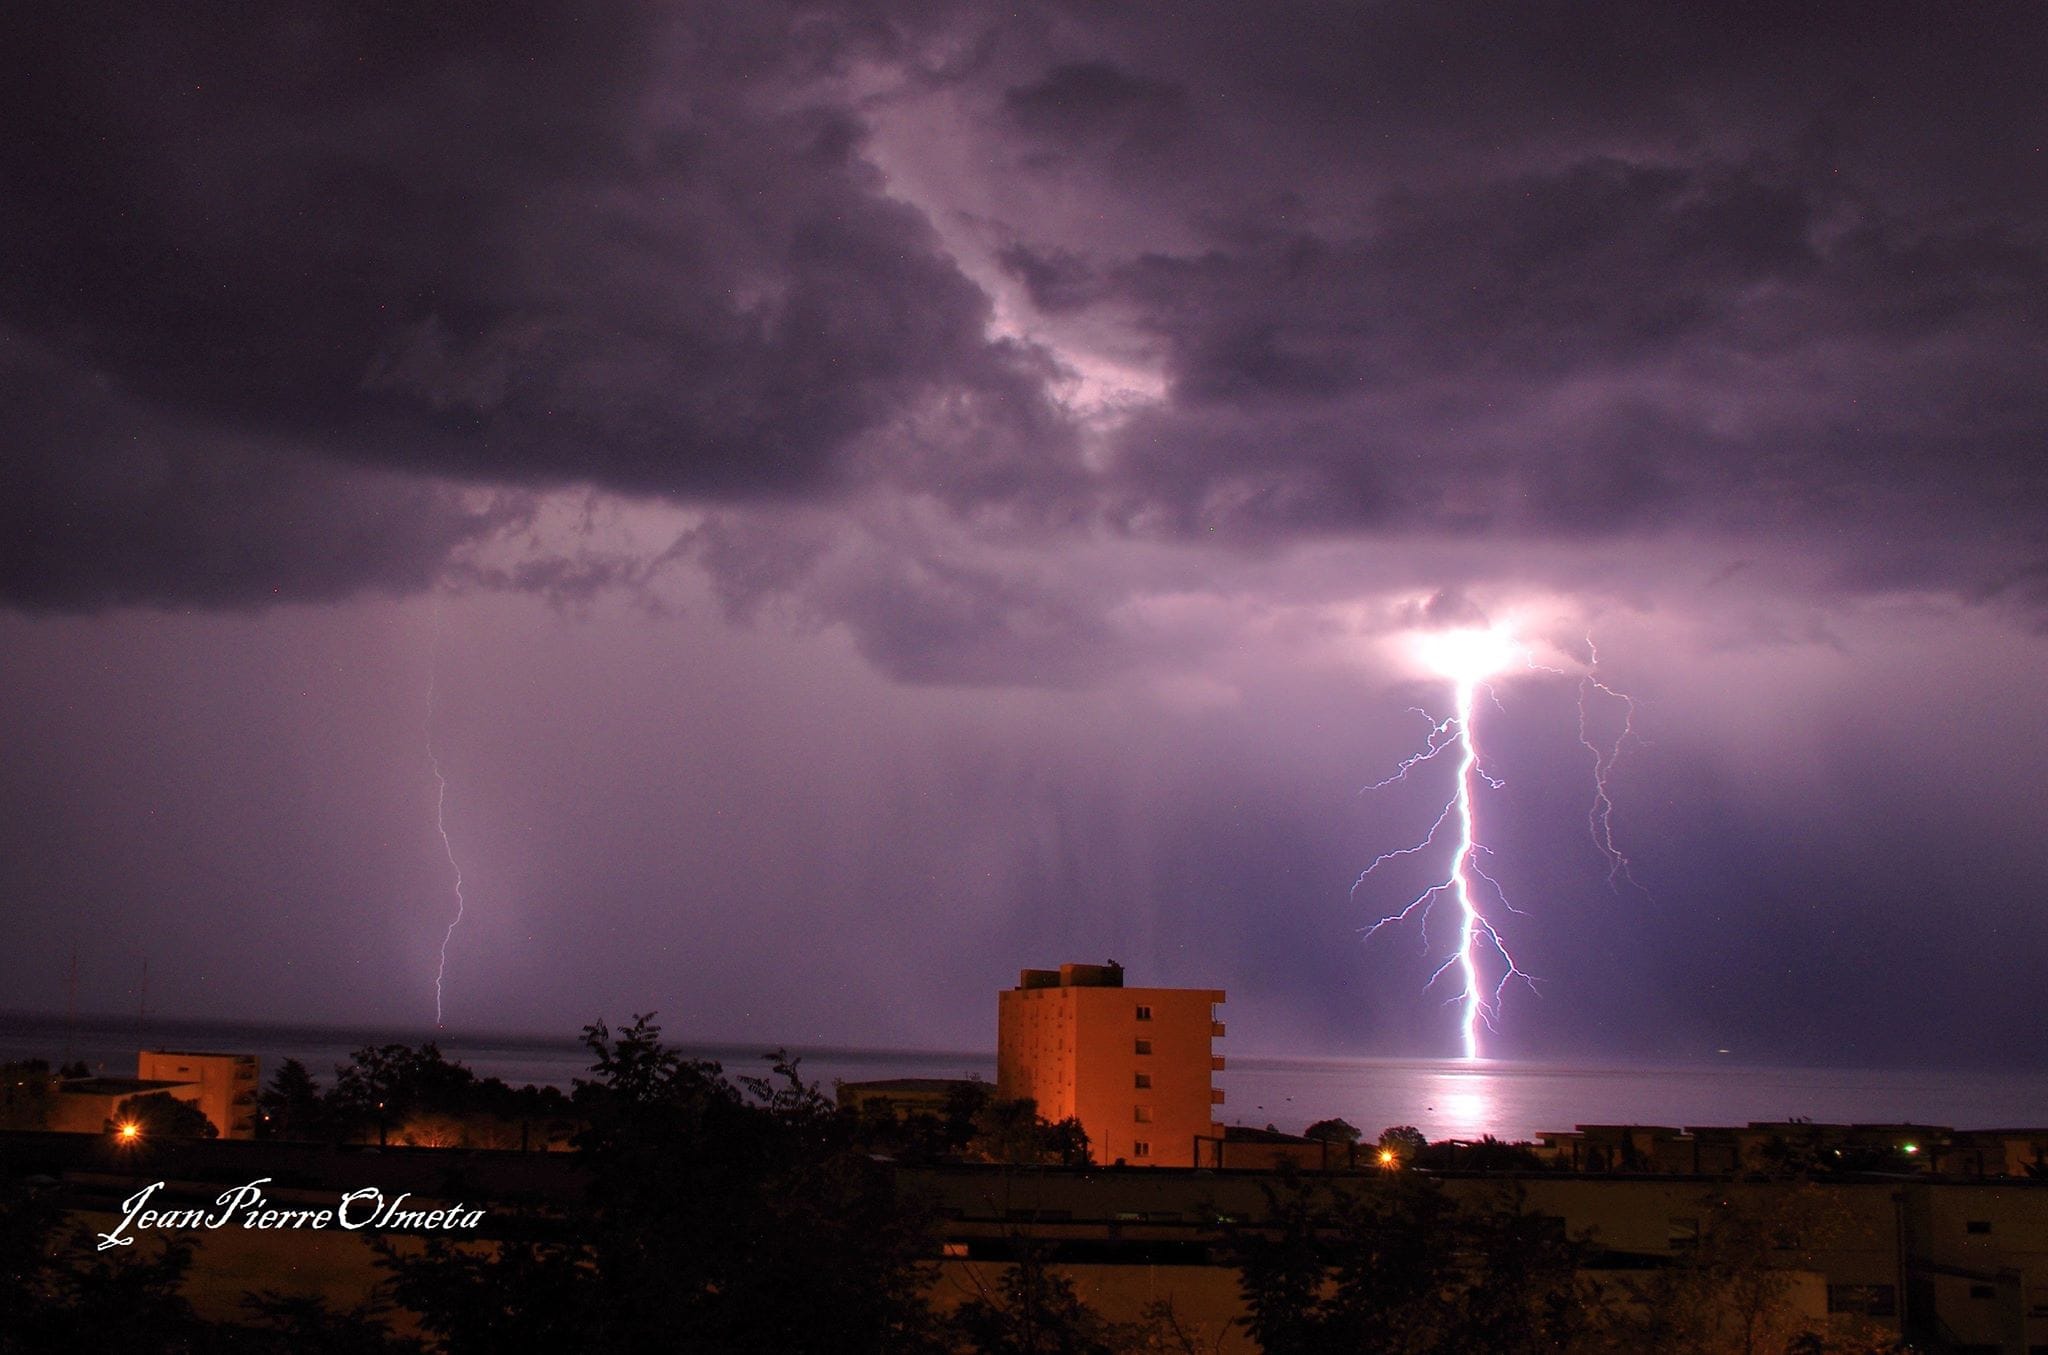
[
  {"left": 902, "top": 2, "right": 2047, "bottom": 579},
  {"left": 1001, "top": 60, "right": 1188, "bottom": 153},
  {"left": 1070, "top": 152, "right": 2045, "bottom": 548},
  {"left": 0, "top": 329, "right": 507, "bottom": 611},
  {"left": 1116, "top": 159, "right": 1821, "bottom": 399},
  {"left": 0, "top": 2, "right": 1063, "bottom": 609},
  {"left": 6, "top": 0, "right": 2046, "bottom": 628},
  {"left": 995, "top": 243, "right": 1104, "bottom": 313}
]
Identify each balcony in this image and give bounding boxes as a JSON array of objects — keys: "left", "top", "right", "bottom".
[
  {"left": 1211, "top": 1056, "right": 1227, "bottom": 1071},
  {"left": 1211, "top": 1089, "right": 1226, "bottom": 1104},
  {"left": 1210, "top": 1022, "right": 1226, "bottom": 1038}
]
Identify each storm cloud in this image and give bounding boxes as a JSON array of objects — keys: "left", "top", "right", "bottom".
[
  {"left": 5, "top": 1, "right": 2043, "bottom": 621},
  {"left": 4, "top": 3, "right": 2046, "bottom": 1067},
  {"left": 1, "top": 2, "right": 1063, "bottom": 608}
]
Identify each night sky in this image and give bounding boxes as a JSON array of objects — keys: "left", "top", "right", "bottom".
[{"left": 4, "top": 4, "right": 2045, "bottom": 1067}]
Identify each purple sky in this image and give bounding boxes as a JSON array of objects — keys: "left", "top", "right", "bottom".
[{"left": 4, "top": 3, "right": 2045, "bottom": 1066}]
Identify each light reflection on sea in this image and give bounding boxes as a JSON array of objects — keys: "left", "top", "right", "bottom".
[{"left": 1220, "top": 1056, "right": 2048, "bottom": 1140}]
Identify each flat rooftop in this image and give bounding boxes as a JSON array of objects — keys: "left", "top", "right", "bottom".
[{"left": 60, "top": 1077, "right": 193, "bottom": 1096}]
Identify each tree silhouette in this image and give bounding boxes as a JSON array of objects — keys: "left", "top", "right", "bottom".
[
  {"left": 110, "top": 1091, "right": 216, "bottom": 1139},
  {"left": 378, "top": 1014, "right": 948, "bottom": 1354}
]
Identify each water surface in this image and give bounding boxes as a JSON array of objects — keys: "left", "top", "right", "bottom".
[{"left": 7, "top": 1011, "right": 2043, "bottom": 1140}]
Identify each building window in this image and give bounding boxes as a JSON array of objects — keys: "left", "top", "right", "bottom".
[
  {"left": 1133, "top": 1141, "right": 1150, "bottom": 1157},
  {"left": 1134, "top": 1072, "right": 1151, "bottom": 1089},
  {"left": 1134, "top": 1039, "right": 1152, "bottom": 1055},
  {"left": 1967, "top": 1220, "right": 1993, "bottom": 1235},
  {"left": 1135, "top": 1106, "right": 1152, "bottom": 1123},
  {"left": 1136, "top": 1005, "right": 1153, "bottom": 1021}
]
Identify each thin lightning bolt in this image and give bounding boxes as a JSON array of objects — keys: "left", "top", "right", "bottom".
[
  {"left": 1355, "top": 675, "right": 1531, "bottom": 1061},
  {"left": 1578, "top": 637, "right": 1646, "bottom": 894},
  {"left": 425, "top": 602, "right": 465, "bottom": 1028}
]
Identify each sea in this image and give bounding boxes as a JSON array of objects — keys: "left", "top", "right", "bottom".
[{"left": 8, "top": 1010, "right": 2047, "bottom": 1142}]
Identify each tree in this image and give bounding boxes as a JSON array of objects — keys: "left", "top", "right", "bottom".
[
  {"left": 970, "top": 1097, "right": 1092, "bottom": 1167},
  {"left": 1592, "top": 1186, "right": 1859, "bottom": 1355},
  {"left": 1413, "top": 1133, "right": 1542, "bottom": 1172},
  {"left": 1303, "top": 1118, "right": 1361, "bottom": 1145},
  {"left": 1445, "top": 1186, "right": 1598, "bottom": 1355},
  {"left": 377, "top": 1229, "right": 599, "bottom": 1355},
  {"left": 257, "top": 1057, "right": 331, "bottom": 1140},
  {"left": 111, "top": 1091, "right": 216, "bottom": 1139},
  {"left": 232, "top": 1289, "right": 423, "bottom": 1353},
  {"left": 0, "top": 1172, "right": 418, "bottom": 1352},
  {"left": 1128, "top": 1298, "right": 1231, "bottom": 1355},
  {"left": 378, "top": 1014, "right": 948, "bottom": 1354},
  {"left": 324, "top": 1045, "right": 575, "bottom": 1150},
  {"left": 0, "top": 1061, "right": 54, "bottom": 1131},
  {"left": 1376, "top": 1124, "right": 1428, "bottom": 1159},
  {"left": 0, "top": 1175, "right": 206, "bottom": 1351},
  {"left": 330, "top": 1043, "right": 481, "bottom": 1145},
  {"left": 945, "top": 1079, "right": 995, "bottom": 1151},
  {"left": 947, "top": 1239, "right": 1130, "bottom": 1355},
  {"left": 1227, "top": 1171, "right": 1596, "bottom": 1355},
  {"left": 1228, "top": 1170, "right": 1460, "bottom": 1354},
  {"left": 1042, "top": 1116, "right": 1091, "bottom": 1167}
]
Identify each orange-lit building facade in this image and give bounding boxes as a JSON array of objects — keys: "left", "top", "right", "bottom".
[
  {"left": 997, "top": 962, "right": 1224, "bottom": 1168},
  {"left": 136, "top": 1050, "right": 259, "bottom": 1139}
]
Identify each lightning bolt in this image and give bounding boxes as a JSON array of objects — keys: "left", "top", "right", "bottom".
[
  {"left": 1578, "top": 637, "right": 1646, "bottom": 894},
  {"left": 425, "top": 601, "right": 465, "bottom": 1027},
  {"left": 1357, "top": 624, "right": 1647, "bottom": 1058},
  {"left": 1355, "top": 677, "right": 1531, "bottom": 1061}
]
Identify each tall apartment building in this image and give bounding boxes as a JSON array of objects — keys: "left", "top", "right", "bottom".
[
  {"left": 997, "top": 962, "right": 1224, "bottom": 1168},
  {"left": 136, "top": 1050, "right": 260, "bottom": 1139}
]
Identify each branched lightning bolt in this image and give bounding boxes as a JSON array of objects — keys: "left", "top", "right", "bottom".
[
  {"left": 1354, "top": 680, "right": 1532, "bottom": 1060},
  {"left": 425, "top": 603, "right": 465, "bottom": 1027},
  {"left": 1359, "top": 628, "right": 1647, "bottom": 1057},
  {"left": 1577, "top": 638, "right": 1646, "bottom": 894}
]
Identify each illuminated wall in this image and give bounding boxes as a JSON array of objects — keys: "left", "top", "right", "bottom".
[
  {"left": 137, "top": 1050, "right": 260, "bottom": 1139},
  {"left": 997, "top": 962, "right": 1224, "bottom": 1167}
]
